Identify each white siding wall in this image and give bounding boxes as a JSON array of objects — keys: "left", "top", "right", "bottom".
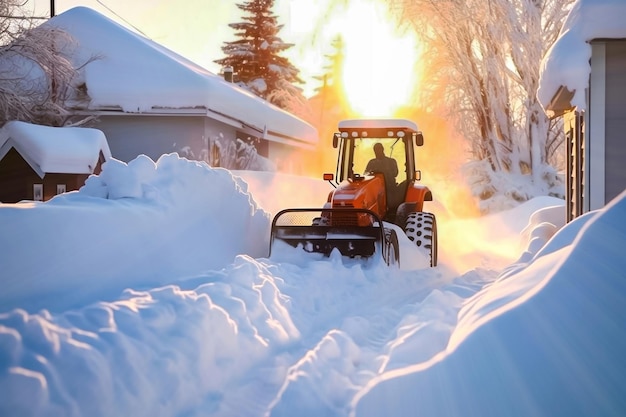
[{"left": 588, "top": 42, "right": 606, "bottom": 211}]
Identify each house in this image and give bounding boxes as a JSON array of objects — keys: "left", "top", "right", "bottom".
[
  {"left": 43, "top": 7, "right": 318, "bottom": 173},
  {"left": 0, "top": 121, "right": 111, "bottom": 203},
  {"left": 538, "top": 0, "right": 626, "bottom": 222}
]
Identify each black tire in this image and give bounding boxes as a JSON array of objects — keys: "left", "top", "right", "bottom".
[
  {"left": 383, "top": 228, "right": 400, "bottom": 267},
  {"left": 395, "top": 202, "right": 416, "bottom": 229},
  {"left": 404, "top": 212, "right": 437, "bottom": 267}
]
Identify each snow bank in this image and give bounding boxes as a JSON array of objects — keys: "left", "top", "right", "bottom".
[
  {"left": 4, "top": 148, "right": 622, "bottom": 417},
  {"left": 352, "top": 190, "right": 626, "bottom": 417},
  {"left": 0, "top": 153, "right": 270, "bottom": 312},
  {"left": 0, "top": 255, "right": 298, "bottom": 417}
]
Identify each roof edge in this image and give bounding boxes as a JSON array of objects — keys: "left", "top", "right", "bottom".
[{"left": 545, "top": 85, "right": 576, "bottom": 118}]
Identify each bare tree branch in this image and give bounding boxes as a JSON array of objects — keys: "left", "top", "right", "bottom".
[
  {"left": 391, "top": 0, "right": 572, "bottom": 207},
  {"left": 0, "top": 3, "right": 96, "bottom": 127}
]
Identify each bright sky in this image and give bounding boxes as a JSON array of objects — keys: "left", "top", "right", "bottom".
[
  {"left": 26, "top": 0, "right": 264, "bottom": 76},
  {"left": 23, "top": 0, "right": 626, "bottom": 117},
  {"left": 1, "top": 142, "right": 625, "bottom": 416},
  {"left": 26, "top": 0, "right": 421, "bottom": 115}
]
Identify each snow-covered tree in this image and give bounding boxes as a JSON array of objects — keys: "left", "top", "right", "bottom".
[
  {"left": 393, "top": 0, "right": 573, "bottom": 211},
  {"left": 0, "top": 1, "right": 80, "bottom": 127},
  {"left": 214, "top": 0, "right": 305, "bottom": 112}
]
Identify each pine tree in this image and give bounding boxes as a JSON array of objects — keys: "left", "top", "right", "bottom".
[
  {"left": 312, "top": 35, "right": 345, "bottom": 97},
  {"left": 214, "top": 0, "right": 304, "bottom": 110},
  {"left": 310, "top": 35, "right": 350, "bottom": 123}
]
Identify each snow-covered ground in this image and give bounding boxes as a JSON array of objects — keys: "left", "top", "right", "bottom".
[{"left": 1, "top": 153, "right": 624, "bottom": 417}]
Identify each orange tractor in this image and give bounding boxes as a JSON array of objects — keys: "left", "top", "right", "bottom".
[{"left": 270, "top": 119, "right": 437, "bottom": 267}]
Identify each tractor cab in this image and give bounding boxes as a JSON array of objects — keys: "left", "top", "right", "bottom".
[{"left": 329, "top": 119, "right": 424, "bottom": 221}]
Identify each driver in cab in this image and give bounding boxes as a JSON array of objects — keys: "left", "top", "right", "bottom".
[{"left": 365, "top": 142, "right": 398, "bottom": 182}]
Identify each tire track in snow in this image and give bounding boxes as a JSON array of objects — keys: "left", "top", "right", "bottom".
[{"left": 207, "top": 249, "right": 500, "bottom": 417}]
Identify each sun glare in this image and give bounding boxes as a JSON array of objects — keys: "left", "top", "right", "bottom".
[{"left": 339, "top": 1, "right": 419, "bottom": 117}]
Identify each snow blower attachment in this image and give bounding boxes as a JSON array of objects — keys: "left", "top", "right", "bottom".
[
  {"left": 270, "top": 118, "right": 437, "bottom": 267},
  {"left": 270, "top": 208, "right": 399, "bottom": 266}
]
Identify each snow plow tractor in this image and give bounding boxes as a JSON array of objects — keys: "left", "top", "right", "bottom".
[{"left": 270, "top": 119, "right": 438, "bottom": 267}]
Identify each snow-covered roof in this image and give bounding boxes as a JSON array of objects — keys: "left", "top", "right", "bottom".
[
  {"left": 43, "top": 7, "right": 317, "bottom": 148},
  {"left": 0, "top": 121, "right": 112, "bottom": 177},
  {"left": 538, "top": 0, "right": 626, "bottom": 115}
]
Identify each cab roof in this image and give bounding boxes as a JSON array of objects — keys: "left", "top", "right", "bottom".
[{"left": 338, "top": 119, "right": 419, "bottom": 133}]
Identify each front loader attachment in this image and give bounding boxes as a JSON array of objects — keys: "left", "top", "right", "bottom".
[{"left": 270, "top": 208, "right": 398, "bottom": 265}]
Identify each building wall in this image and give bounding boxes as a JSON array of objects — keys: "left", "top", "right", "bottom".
[
  {"left": 90, "top": 115, "right": 209, "bottom": 163},
  {"left": 604, "top": 40, "right": 626, "bottom": 203},
  {"left": 0, "top": 147, "right": 91, "bottom": 203},
  {"left": 565, "top": 111, "right": 585, "bottom": 222},
  {"left": 589, "top": 39, "right": 626, "bottom": 210},
  {"left": 42, "top": 173, "right": 88, "bottom": 200},
  {"left": 588, "top": 41, "right": 606, "bottom": 211},
  {"left": 88, "top": 114, "right": 280, "bottom": 171},
  {"left": 0, "top": 148, "right": 41, "bottom": 203}
]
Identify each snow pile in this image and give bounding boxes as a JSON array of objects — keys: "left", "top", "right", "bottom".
[
  {"left": 0, "top": 153, "right": 270, "bottom": 312},
  {"left": 2, "top": 151, "right": 625, "bottom": 417},
  {"left": 353, "top": 190, "right": 626, "bottom": 417},
  {"left": 0, "top": 255, "right": 300, "bottom": 417}
]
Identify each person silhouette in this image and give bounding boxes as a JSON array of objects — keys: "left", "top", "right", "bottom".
[{"left": 365, "top": 143, "right": 398, "bottom": 180}]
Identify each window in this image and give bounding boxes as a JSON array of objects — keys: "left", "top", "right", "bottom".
[
  {"left": 57, "top": 184, "right": 66, "bottom": 195},
  {"left": 33, "top": 184, "right": 43, "bottom": 201}
]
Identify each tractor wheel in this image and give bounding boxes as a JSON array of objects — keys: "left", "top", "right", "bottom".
[
  {"left": 404, "top": 212, "right": 438, "bottom": 267},
  {"left": 395, "top": 202, "right": 416, "bottom": 230},
  {"left": 384, "top": 228, "right": 400, "bottom": 267}
]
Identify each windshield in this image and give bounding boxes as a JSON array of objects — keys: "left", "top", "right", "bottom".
[{"left": 353, "top": 138, "right": 407, "bottom": 184}]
